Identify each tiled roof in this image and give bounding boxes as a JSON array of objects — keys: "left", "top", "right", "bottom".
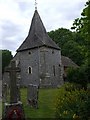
[
  {"left": 61, "top": 56, "right": 78, "bottom": 67},
  {"left": 17, "top": 10, "right": 60, "bottom": 52}
]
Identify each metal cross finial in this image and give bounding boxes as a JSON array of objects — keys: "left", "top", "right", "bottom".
[{"left": 35, "top": 0, "right": 37, "bottom": 10}]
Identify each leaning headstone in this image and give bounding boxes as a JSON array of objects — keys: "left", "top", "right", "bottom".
[
  {"left": 27, "top": 84, "right": 39, "bottom": 109},
  {"left": 3, "top": 60, "right": 25, "bottom": 120}
]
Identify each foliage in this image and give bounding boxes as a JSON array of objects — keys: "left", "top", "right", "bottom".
[
  {"left": 48, "top": 1, "right": 90, "bottom": 66},
  {"left": 48, "top": 28, "right": 74, "bottom": 48},
  {"left": 1, "top": 50, "right": 13, "bottom": 74},
  {"left": 55, "top": 83, "right": 90, "bottom": 119},
  {"left": 48, "top": 28, "right": 85, "bottom": 66},
  {"left": 71, "top": 1, "right": 90, "bottom": 38},
  {"left": 71, "top": 1, "right": 90, "bottom": 60},
  {"left": 65, "top": 0, "right": 90, "bottom": 90},
  {"left": 67, "top": 63, "right": 89, "bottom": 89},
  {"left": 62, "top": 40, "right": 85, "bottom": 65}
]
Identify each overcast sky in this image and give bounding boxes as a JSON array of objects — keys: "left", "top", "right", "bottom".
[{"left": 0, "top": 0, "right": 87, "bottom": 56}]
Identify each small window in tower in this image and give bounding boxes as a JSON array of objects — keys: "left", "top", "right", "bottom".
[
  {"left": 52, "top": 50, "right": 54, "bottom": 54},
  {"left": 29, "top": 51, "right": 31, "bottom": 55},
  {"left": 53, "top": 65, "right": 55, "bottom": 76},
  {"left": 28, "top": 66, "right": 32, "bottom": 74}
]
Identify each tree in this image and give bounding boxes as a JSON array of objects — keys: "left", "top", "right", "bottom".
[
  {"left": 67, "top": 66, "right": 88, "bottom": 90},
  {"left": 71, "top": 1, "right": 90, "bottom": 35},
  {"left": 2, "top": 50, "right": 13, "bottom": 73},
  {"left": 48, "top": 28, "right": 74, "bottom": 48},
  {"left": 48, "top": 28, "right": 85, "bottom": 65},
  {"left": 71, "top": 1, "right": 90, "bottom": 85},
  {"left": 71, "top": 1, "right": 90, "bottom": 59},
  {"left": 62, "top": 40, "right": 85, "bottom": 65}
]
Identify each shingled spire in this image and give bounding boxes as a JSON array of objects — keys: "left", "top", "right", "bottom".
[{"left": 17, "top": 10, "right": 60, "bottom": 52}]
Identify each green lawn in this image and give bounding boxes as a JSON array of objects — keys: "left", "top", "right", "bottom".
[
  {"left": 0, "top": 101, "right": 2, "bottom": 119},
  {"left": 21, "top": 88, "right": 59, "bottom": 118}
]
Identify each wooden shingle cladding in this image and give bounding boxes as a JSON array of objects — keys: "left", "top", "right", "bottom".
[{"left": 17, "top": 10, "right": 60, "bottom": 52}]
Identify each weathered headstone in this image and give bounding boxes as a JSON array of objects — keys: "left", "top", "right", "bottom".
[
  {"left": 3, "top": 60, "right": 25, "bottom": 119},
  {"left": 5, "top": 61, "right": 20, "bottom": 104},
  {"left": 27, "top": 84, "right": 39, "bottom": 109}
]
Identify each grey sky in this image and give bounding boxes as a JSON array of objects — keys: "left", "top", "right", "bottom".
[{"left": 0, "top": 0, "right": 87, "bottom": 55}]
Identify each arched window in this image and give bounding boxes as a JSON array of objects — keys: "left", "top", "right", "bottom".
[{"left": 28, "top": 66, "right": 32, "bottom": 74}]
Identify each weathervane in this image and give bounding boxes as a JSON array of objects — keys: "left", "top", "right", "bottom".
[{"left": 35, "top": 0, "right": 37, "bottom": 10}]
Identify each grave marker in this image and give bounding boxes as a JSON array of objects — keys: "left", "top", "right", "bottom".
[
  {"left": 27, "top": 84, "right": 39, "bottom": 108},
  {"left": 5, "top": 61, "right": 20, "bottom": 103},
  {"left": 3, "top": 60, "right": 25, "bottom": 119}
]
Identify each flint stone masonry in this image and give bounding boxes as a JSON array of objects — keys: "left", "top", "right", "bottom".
[{"left": 16, "top": 47, "right": 63, "bottom": 87}]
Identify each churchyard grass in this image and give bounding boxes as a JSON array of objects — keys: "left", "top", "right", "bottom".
[
  {"left": 0, "top": 101, "right": 2, "bottom": 119},
  {"left": 21, "top": 88, "right": 59, "bottom": 118}
]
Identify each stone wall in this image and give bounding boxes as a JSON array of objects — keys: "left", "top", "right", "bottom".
[{"left": 3, "top": 46, "right": 64, "bottom": 88}]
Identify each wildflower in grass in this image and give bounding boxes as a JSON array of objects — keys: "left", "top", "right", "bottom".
[
  {"left": 63, "top": 110, "right": 68, "bottom": 115},
  {"left": 73, "top": 114, "right": 80, "bottom": 119},
  {"left": 73, "top": 114, "right": 76, "bottom": 118}
]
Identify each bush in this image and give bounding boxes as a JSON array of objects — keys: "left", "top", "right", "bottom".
[
  {"left": 2, "top": 50, "right": 13, "bottom": 73},
  {"left": 55, "top": 83, "right": 90, "bottom": 119},
  {"left": 67, "top": 65, "right": 89, "bottom": 90}
]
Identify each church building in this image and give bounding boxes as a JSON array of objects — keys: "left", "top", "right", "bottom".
[{"left": 3, "top": 10, "right": 64, "bottom": 88}]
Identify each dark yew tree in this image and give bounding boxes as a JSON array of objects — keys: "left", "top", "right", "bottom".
[{"left": 2, "top": 50, "right": 13, "bottom": 74}]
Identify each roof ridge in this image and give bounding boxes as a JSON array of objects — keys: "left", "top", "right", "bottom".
[{"left": 34, "top": 33, "right": 45, "bottom": 44}]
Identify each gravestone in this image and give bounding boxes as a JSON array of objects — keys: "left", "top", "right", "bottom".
[
  {"left": 27, "top": 84, "right": 39, "bottom": 109},
  {"left": 3, "top": 60, "right": 25, "bottom": 120},
  {"left": 5, "top": 61, "right": 20, "bottom": 104}
]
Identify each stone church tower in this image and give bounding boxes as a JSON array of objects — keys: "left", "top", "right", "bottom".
[{"left": 4, "top": 10, "right": 63, "bottom": 88}]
